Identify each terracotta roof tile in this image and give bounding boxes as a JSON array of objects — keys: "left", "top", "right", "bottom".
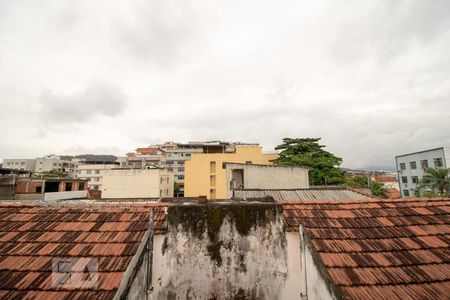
[
  {"left": 0, "top": 202, "right": 169, "bottom": 299},
  {"left": 283, "top": 198, "right": 450, "bottom": 299}
]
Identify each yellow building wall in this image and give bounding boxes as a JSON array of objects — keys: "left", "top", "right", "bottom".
[{"left": 184, "top": 146, "right": 278, "bottom": 199}]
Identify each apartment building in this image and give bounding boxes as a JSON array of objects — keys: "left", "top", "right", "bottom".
[
  {"left": 75, "top": 161, "right": 120, "bottom": 190},
  {"left": 395, "top": 147, "right": 450, "bottom": 197},
  {"left": 2, "top": 155, "right": 77, "bottom": 177},
  {"left": 35, "top": 155, "right": 77, "bottom": 177},
  {"left": 160, "top": 142, "right": 203, "bottom": 196},
  {"left": 117, "top": 147, "right": 167, "bottom": 169},
  {"left": 2, "top": 159, "right": 36, "bottom": 172},
  {"left": 184, "top": 145, "right": 278, "bottom": 199},
  {"left": 101, "top": 168, "right": 174, "bottom": 198}
]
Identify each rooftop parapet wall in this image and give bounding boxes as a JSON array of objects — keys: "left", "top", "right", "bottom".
[{"left": 154, "top": 202, "right": 287, "bottom": 299}]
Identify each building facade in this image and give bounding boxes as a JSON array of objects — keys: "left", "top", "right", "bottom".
[
  {"left": 101, "top": 168, "right": 174, "bottom": 198},
  {"left": 184, "top": 145, "right": 278, "bottom": 199},
  {"left": 35, "top": 155, "right": 77, "bottom": 178},
  {"left": 161, "top": 142, "right": 203, "bottom": 196},
  {"left": 395, "top": 147, "right": 450, "bottom": 197},
  {"left": 75, "top": 162, "right": 120, "bottom": 190},
  {"left": 117, "top": 147, "right": 167, "bottom": 169},
  {"left": 2, "top": 159, "right": 36, "bottom": 172},
  {"left": 223, "top": 163, "right": 309, "bottom": 198}
]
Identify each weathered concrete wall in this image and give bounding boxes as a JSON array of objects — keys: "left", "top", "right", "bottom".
[
  {"left": 279, "top": 232, "right": 302, "bottom": 299},
  {"left": 153, "top": 203, "right": 287, "bottom": 299},
  {"left": 299, "top": 226, "right": 337, "bottom": 300},
  {"left": 44, "top": 190, "right": 87, "bottom": 201},
  {"left": 224, "top": 163, "right": 309, "bottom": 198},
  {"left": 125, "top": 248, "right": 149, "bottom": 300}
]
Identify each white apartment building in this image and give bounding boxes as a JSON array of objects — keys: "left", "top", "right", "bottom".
[
  {"left": 395, "top": 147, "right": 450, "bottom": 197},
  {"left": 35, "top": 155, "right": 77, "bottom": 178},
  {"left": 75, "top": 162, "right": 120, "bottom": 190},
  {"left": 101, "top": 168, "right": 174, "bottom": 198},
  {"left": 162, "top": 143, "right": 203, "bottom": 196},
  {"left": 2, "top": 159, "right": 36, "bottom": 172}
]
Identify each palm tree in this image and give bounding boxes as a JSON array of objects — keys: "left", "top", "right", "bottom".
[{"left": 417, "top": 168, "right": 449, "bottom": 195}]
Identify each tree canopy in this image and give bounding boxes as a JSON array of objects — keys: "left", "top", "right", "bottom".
[
  {"left": 344, "top": 175, "right": 387, "bottom": 198},
  {"left": 273, "top": 137, "right": 345, "bottom": 185}
]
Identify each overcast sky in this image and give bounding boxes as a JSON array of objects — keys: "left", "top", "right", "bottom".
[{"left": 0, "top": 0, "right": 449, "bottom": 169}]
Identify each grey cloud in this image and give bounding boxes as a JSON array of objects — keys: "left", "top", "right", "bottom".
[
  {"left": 39, "top": 82, "right": 126, "bottom": 125},
  {"left": 115, "top": 0, "right": 196, "bottom": 65},
  {"left": 329, "top": 0, "right": 450, "bottom": 64}
]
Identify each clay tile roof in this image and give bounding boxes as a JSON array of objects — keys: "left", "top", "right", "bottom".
[
  {"left": 0, "top": 202, "right": 169, "bottom": 299},
  {"left": 374, "top": 176, "right": 399, "bottom": 183},
  {"left": 282, "top": 198, "right": 450, "bottom": 300}
]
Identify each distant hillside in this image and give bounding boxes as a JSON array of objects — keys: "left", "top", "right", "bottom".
[{"left": 61, "top": 154, "right": 118, "bottom": 163}]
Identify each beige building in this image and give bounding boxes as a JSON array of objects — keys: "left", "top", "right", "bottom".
[
  {"left": 223, "top": 163, "right": 309, "bottom": 198},
  {"left": 75, "top": 162, "right": 119, "bottom": 190},
  {"left": 101, "top": 168, "right": 174, "bottom": 198},
  {"left": 184, "top": 145, "right": 278, "bottom": 199}
]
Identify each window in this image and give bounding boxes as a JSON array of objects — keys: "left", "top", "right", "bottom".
[
  {"left": 404, "top": 190, "right": 410, "bottom": 197},
  {"left": 400, "top": 163, "right": 406, "bottom": 171},
  {"left": 35, "top": 186, "right": 42, "bottom": 193},
  {"left": 434, "top": 158, "right": 443, "bottom": 168},
  {"left": 178, "top": 175, "right": 184, "bottom": 180},
  {"left": 412, "top": 176, "right": 419, "bottom": 184},
  {"left": 86, "top": 170, "right": 92, "bottom": 174},
  {"left": 79, "top": 182, "right": 85, "bottom": 190},
  {"left": 420, "top": 160, "right": 428, "bottom": 169},
  {"left": 210, "top": 175, "right": 216, "bottom": 186},
  {"left": 178, "top": 161, "right": 184, "bottom": 165},
  {"left": 95, "top": 170, "right": 100, "bottom": 174},
  {"left": 186, "top": 154, "right": 191, "bottom": 157},
  {"left": 401, "top": 176, "right": 408, "bottom": 183},
  {"left": 409, "top": 161, "right": 417, "bottom": 169},
  {"left": 210, "top": 161, "right": 216, "bottom": 173},
  {"left": 65, "top": 182, "right": 72, "bottom": 191},
  {"left": 178, "top": 167, "right": 184, "bottom": 172},
  {"left": 245, "top": 161, "right": 252, "bottom": 164}
]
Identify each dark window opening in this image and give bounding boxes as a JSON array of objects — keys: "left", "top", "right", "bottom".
[
  {"left": 65, "top": 182, "right": 72, "bottom": 191},
  {"left": 44, "top": 181, "right": 59, "bottom": 193},
  {"left": 79, "top": 182, "right": 85, "bottom": 190},
  {"left": 35, "top": 186, "right": 42, "bottom": 193}
]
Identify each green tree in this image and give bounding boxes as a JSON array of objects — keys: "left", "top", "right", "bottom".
[
  {"left": 416, "top": 167, "right": 449, "bottom": 196},
  {"left": 174, "top": 182, "right": 181, "bottom": 197},
  {"left": 344, "top": 175, "right": 387, "bottom": 198},
  {"left": 273, "top": 137, "right": 345, "bottom": 185}
]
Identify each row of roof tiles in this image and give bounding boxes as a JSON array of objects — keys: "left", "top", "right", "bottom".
[{"left": 0, "top": 198, "right": 448, "bottom": 299}]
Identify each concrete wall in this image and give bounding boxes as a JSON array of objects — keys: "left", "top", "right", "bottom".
[
  {"left": 101, "top": 169, "right": 174, "bottom": 198},
  {"left": 152, "top": 203, "right": 287, "bottom": 299},
  {"left": 185, "top": 146, "right": 278, "bottom": 199},
  {"left": 44, "top": 190, "right": 87, "bottom": 201},
  {"left": 298, "top": 226, "right": 337, "bottom": 300},
  {"left": 76, "top": 163, "right": 117, "bottom": 190},
  {"left": 224, "top": 163, "right": 309, "bottom": 198}
]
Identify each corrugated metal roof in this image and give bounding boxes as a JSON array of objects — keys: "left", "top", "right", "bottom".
[{"left": 234, "top": 186, "right": 375, "bottom": 201}]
